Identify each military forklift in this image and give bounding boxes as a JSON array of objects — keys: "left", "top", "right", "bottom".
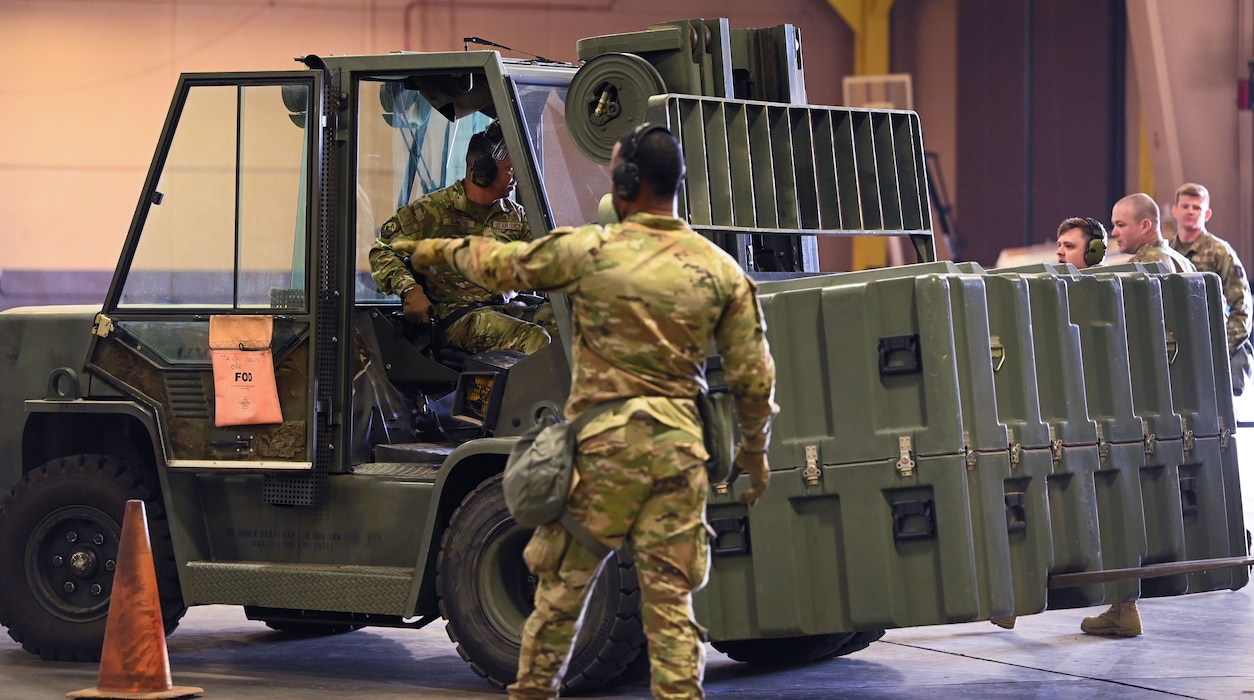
[{"left": 0, "top": 18, "right": 1247, "bottom": 695}]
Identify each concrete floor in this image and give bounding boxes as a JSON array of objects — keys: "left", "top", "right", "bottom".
[
  {"left": 5, "top": 405, "right": 1254, "bottom": 699},
  {"left": 3, "top": 586, "right": 1252, "bottom": 700}
]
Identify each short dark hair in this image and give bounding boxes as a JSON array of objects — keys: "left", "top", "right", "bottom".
[
  {"left": 618, "top": 128, "right": 685, "bottom": 198},
  {"left": 465, "top": 120, "right": 506, "bottom": 165},
  {"left": 467, "top": 131, "right": 489, "bottom": 160},
  {"left": 1057, "top": 216, "right": 1105, "bottom": 244}
]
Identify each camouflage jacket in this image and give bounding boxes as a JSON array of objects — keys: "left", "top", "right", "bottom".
[
  {"left": 1171, "top": 230, "right": 1253, "bottom": 352},
  {"left": 1129, "top": 238, "right": 1196, "bottom": 274},
  {"left": 414, "top": 212, "right": 779, "bottom": 452},
  {"left": 368, "top": 180, "right": 530, "bottom": 318}
]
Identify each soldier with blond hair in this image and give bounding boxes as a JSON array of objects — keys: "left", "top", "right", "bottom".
[{"left": 1169, "top": 182, "right": 1253, "bottom": 395}]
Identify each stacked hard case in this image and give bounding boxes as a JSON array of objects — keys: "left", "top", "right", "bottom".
[{"left": 696, "top": 260, "right": 1247, "bottom": 642}]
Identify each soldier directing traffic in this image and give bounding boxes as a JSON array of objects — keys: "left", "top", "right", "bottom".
[{"left": 400, "top": 123, "right": 779, "bottom": 699}]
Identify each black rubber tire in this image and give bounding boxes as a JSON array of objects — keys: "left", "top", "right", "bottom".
[
  {"left": 712, "top": 632, "right": 858, "bottom": 667},
  {"left": 0, "top": 454, "right": 186, "bottom": 661},
  {"left": 436, "top": 474, "right": 646, "bottom": 694},
  {"left": 604, "top": 641, "right": 651, "bottom": 688},
  {"left": 830, "top": 629, "right": 886, "bottom": 658}
]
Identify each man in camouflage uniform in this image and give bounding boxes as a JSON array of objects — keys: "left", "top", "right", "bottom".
[
  {"left": 369, "top": 121, "right": 554, "bottom": 355},
  {"left": 1169, "top": 182, "right": 1253, "bottom": 395},
  {"left": 1074, "top": 193, "right": 1196, "bottom": 639},
  {"left": 1109, "top": 193, "right": 1196, "bottom": 274},
  {"left": 403, "top": 124, "right": 779, "bottom": 699},
  {"left": 990, "top": 214, "right": 1112, "bottom": 630}
]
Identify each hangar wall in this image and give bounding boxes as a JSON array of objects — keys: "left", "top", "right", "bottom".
[{"left": 0, "top": 0, "right": 1247, "bottom": 307}]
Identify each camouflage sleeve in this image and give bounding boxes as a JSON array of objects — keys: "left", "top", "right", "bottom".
[
  {"left": 403, "top": 226, "right": 594, "bottom": 293},
  {"left": 515, "top": 205, "right": 532, "bottom": 242},
  {"left": 368, "top": 214, "right": 417, "bottom": 295},
  {"left": 715, "top": 274, "right": 779, "bottom": 453},
  {"left": 1220, "top": 250, "right": 1253, "bottom": 352}
]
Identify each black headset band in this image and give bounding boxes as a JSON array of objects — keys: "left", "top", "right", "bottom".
[
  {"left": 1081, "top": 217, "right": 1106, "bottom": 242},
  {"left": 621, "top": 123, "right": 671, "bottom": 164}
]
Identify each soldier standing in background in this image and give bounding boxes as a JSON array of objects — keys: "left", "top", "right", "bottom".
[
  {"left": 399, "top": 123, "right": 779, "bottom": 699},
  {"left": 369, "top": 120, "right": 554, "bottom": 355},
  {"left": 990, "top": 215, "right": 1108, "bottom": 632},
  {"left": 1169, "top": 182, "right": 1253, "bottom": 396},
  {"left": 1109, "top": 193, "right": 1196, "bottom": 274},
  {"left": 1075, "top": 193, "right": 1196, "bottom": 639}
]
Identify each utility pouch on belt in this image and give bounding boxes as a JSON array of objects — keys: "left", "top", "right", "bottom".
[
  {"left": 696, "top": 388, "right": 735, "bottom": 483},
  {"left": 503, "top": 398, "right": 627, "bottom": 559}
]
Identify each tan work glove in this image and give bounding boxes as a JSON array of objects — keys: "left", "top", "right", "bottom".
[
  {"left": 725, "top": 447, "right": 769, "bottom": 505},
  {"left": 400, "top": 284, "right": 433, "bottom": 324}
]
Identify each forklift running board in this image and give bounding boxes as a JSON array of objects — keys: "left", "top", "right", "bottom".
[
  {"left": 1048, "top": 555, "right": 1254, "bottom": 589},
  {"left": 183, "top": 561, "right": 415, "bottom": 614}
]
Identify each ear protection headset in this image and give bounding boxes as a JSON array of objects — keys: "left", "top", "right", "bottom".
[
  {"left": 612, "top": 123, "right": 673, "bottom": 201},
  {"left": 470, "top": 120, "right": 507, "bottom": 188},
  {"left": 1082, "top": 217, "right": 1107, "bottom": 267}
]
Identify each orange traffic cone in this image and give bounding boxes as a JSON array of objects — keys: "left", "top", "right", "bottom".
[{"left": 67, "top": 499, "right": 202, "bottom": 699}]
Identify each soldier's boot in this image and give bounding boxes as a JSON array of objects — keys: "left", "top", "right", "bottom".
[
  {"left": 989, "top": 616, "right": 1017, "bottom": 629},
  {"left": 1080, "top": 601, "right": 1142, "bottom": 637}
]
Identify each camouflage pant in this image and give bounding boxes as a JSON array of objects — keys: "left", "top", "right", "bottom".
[
  {"left": 508, "top": 413, "right": 711, "bottom": 700},
  {"left": 443, "top": 304, "right": 552, "bottom": 355}
]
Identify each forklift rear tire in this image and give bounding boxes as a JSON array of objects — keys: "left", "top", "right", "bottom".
[{"left": 437, "top": 473, "right": 646, "bottom": 694}]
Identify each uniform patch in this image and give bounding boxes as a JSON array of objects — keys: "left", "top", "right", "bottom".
[
  {"left": 381, "top": 219, "right": 400, "bottom": 238},
  {"left": 447, "top": 217, "right": 477, "bottom": 229},
  {"left": 492, "top": 221, "right": 525, "bottom": 231}
]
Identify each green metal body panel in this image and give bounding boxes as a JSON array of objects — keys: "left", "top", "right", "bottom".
[
  {"left": 982, "top": 273, "right": 1052, "bottom": 448},
  {"left": 0, "top": 306, "right": 111, "bottom": 484},
  {"left": 1014, "top": 273, "right": 1100, "bottom": 446},
  {"left": 758, "top": 268, "right": 969, "bottom": 469},
  {"left": 1174, "top": 435, "right": 1236, "bottom": 592},
  {"left": 1221, "top": 434, "right": 1250, "bottom": 587},
  {"left": 1106, "top": 272, "right": 1184, "bottom": 439},
  {"left": 1201, "top": 273, "right": 1250, "bottom": 573},
  {"left": 1003, "top": 447, "right": 1054, "bottom": 615},
  {"left": 1159, "top": 274, "right": 1222, "bottom": 437},
  {"left": 697, "top": 453, "right": 1000, "bottom": 639},
  {"left": 1042, "top": 444, "right": 1105, "bottom": 609},
  {"left": 1092, "top": 440, "right": 1147, "bottom": 605},
  {"left": 943, "top": 274, "right": 1011, "bottom": 451},
  {"left": 1066, "top": 274, "right": 1152, "bottom": 444}
]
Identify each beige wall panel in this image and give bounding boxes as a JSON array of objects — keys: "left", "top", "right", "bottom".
[
  {"left": 891, "top": 0, "right": 957, "bottom": 259},
  {"left": 3, "top": 0, "right": 851, "bottom": 274},
  {"left": 1129, "top": 0, "right": 1245, "bottom": 261},
  {"left": 0, "top": 169, "right": 133, "bottom": 270}
]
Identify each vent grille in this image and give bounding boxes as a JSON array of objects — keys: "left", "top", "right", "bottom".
[{"left": 165, "top": 372, "right": 209, "bottom": 419}]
